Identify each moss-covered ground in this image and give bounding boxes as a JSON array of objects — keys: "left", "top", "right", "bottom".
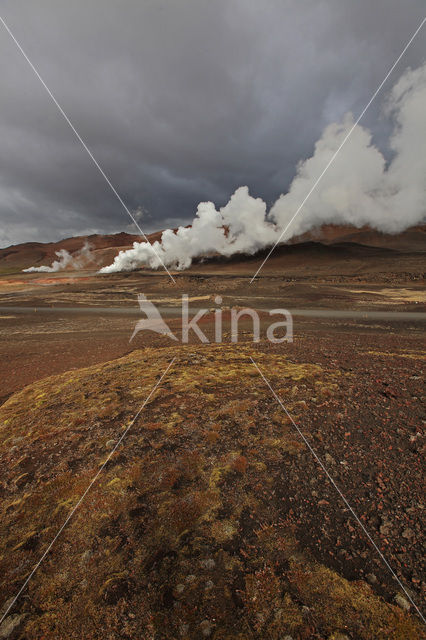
[{"left": 0, "top": 343, "right": 424, "bottom": 639}]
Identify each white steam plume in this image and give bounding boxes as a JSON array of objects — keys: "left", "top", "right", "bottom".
[
  {"left": 101, "top": 62, "right": 425, "bottom": 273},
  {"left": 24, "top": 241, "right": 94, "bottom": 273}
]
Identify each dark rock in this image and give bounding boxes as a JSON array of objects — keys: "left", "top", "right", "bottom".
[{"left": 100, "top": 577, "right": 130, "bottom": 605}]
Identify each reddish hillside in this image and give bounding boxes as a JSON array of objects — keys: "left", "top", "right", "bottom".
[
  {"left": 1, "top": 224, "right": 425, "bottom": 274},
  {"left": 291, "top": 223, "right": 426, "bottom": 251},
  {"left": 0, "top": 232, "right": 140, "bottom": 273}
]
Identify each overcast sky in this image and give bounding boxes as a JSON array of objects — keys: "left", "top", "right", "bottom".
[{"left": 0, "top": 0, "right": 425, "bottom": 247}]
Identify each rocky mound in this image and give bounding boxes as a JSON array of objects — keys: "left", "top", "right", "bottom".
[{"left": 0, "top": 343, "right": 423, "bottom": 639}]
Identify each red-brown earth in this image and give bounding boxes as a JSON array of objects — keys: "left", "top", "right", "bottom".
[
  {"left": 0, "top": 228, "right": 424, "bottom": 639},
  {"left": 1, "top": 224, "right": 425, "bottom": 275}
]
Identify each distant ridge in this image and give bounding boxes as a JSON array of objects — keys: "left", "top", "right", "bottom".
[{"left": 1, "top": 224, "right": 425, "bottom": 274}]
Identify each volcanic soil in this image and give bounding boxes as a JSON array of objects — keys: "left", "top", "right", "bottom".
[{"left": 0, "top": 242, "right": 425, "bottom": 638}]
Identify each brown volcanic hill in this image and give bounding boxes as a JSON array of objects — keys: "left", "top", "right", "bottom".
[
  {"left": 0, "top": 228, "right": 186, "bottom": 274},
  {"left": 327, "top": 226, "right": 426, "bottom": 251},
  {"left": 0, "top": 232, "right": 141, "bottom": 273},
  {"left": 188, "top": 240, "right": 425, "bottom": 282},
  {"left": 1, "top": 224, "right": 425, "bottom": 275},
  {"left": 291, "top": 223, "right": 426, "bottom": 251},
  {"left": 188, "top": 223, "right": 426, "bottom": 279}
]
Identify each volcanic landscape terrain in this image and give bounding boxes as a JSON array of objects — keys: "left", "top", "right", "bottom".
[{"left": 0, "top": 227, "right": 424, "bottom": 639}]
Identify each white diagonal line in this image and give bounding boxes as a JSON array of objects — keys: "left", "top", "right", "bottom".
[
  {"left": 250, "top": 15, "right": 426, "bottom": 282},
  {"left": 0, "top": 15, "right": 176, "bottom": 284},
  {"left": 250, "top": 356, "right": 425, "bottom": 623},
  {"left": 0, "top": 356, "right": 176, "bottom": 625}
]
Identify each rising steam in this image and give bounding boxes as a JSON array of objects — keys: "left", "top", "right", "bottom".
[
  {"left": 102, "top": 64, "right": 426, "bottom": 272},
  {"left": 24, "top": 241, "right": 94, "bottom": 272}
]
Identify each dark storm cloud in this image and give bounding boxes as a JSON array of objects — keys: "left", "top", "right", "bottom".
[{"left": 0, "top": 0, "right": 425, "bottom": 246}]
